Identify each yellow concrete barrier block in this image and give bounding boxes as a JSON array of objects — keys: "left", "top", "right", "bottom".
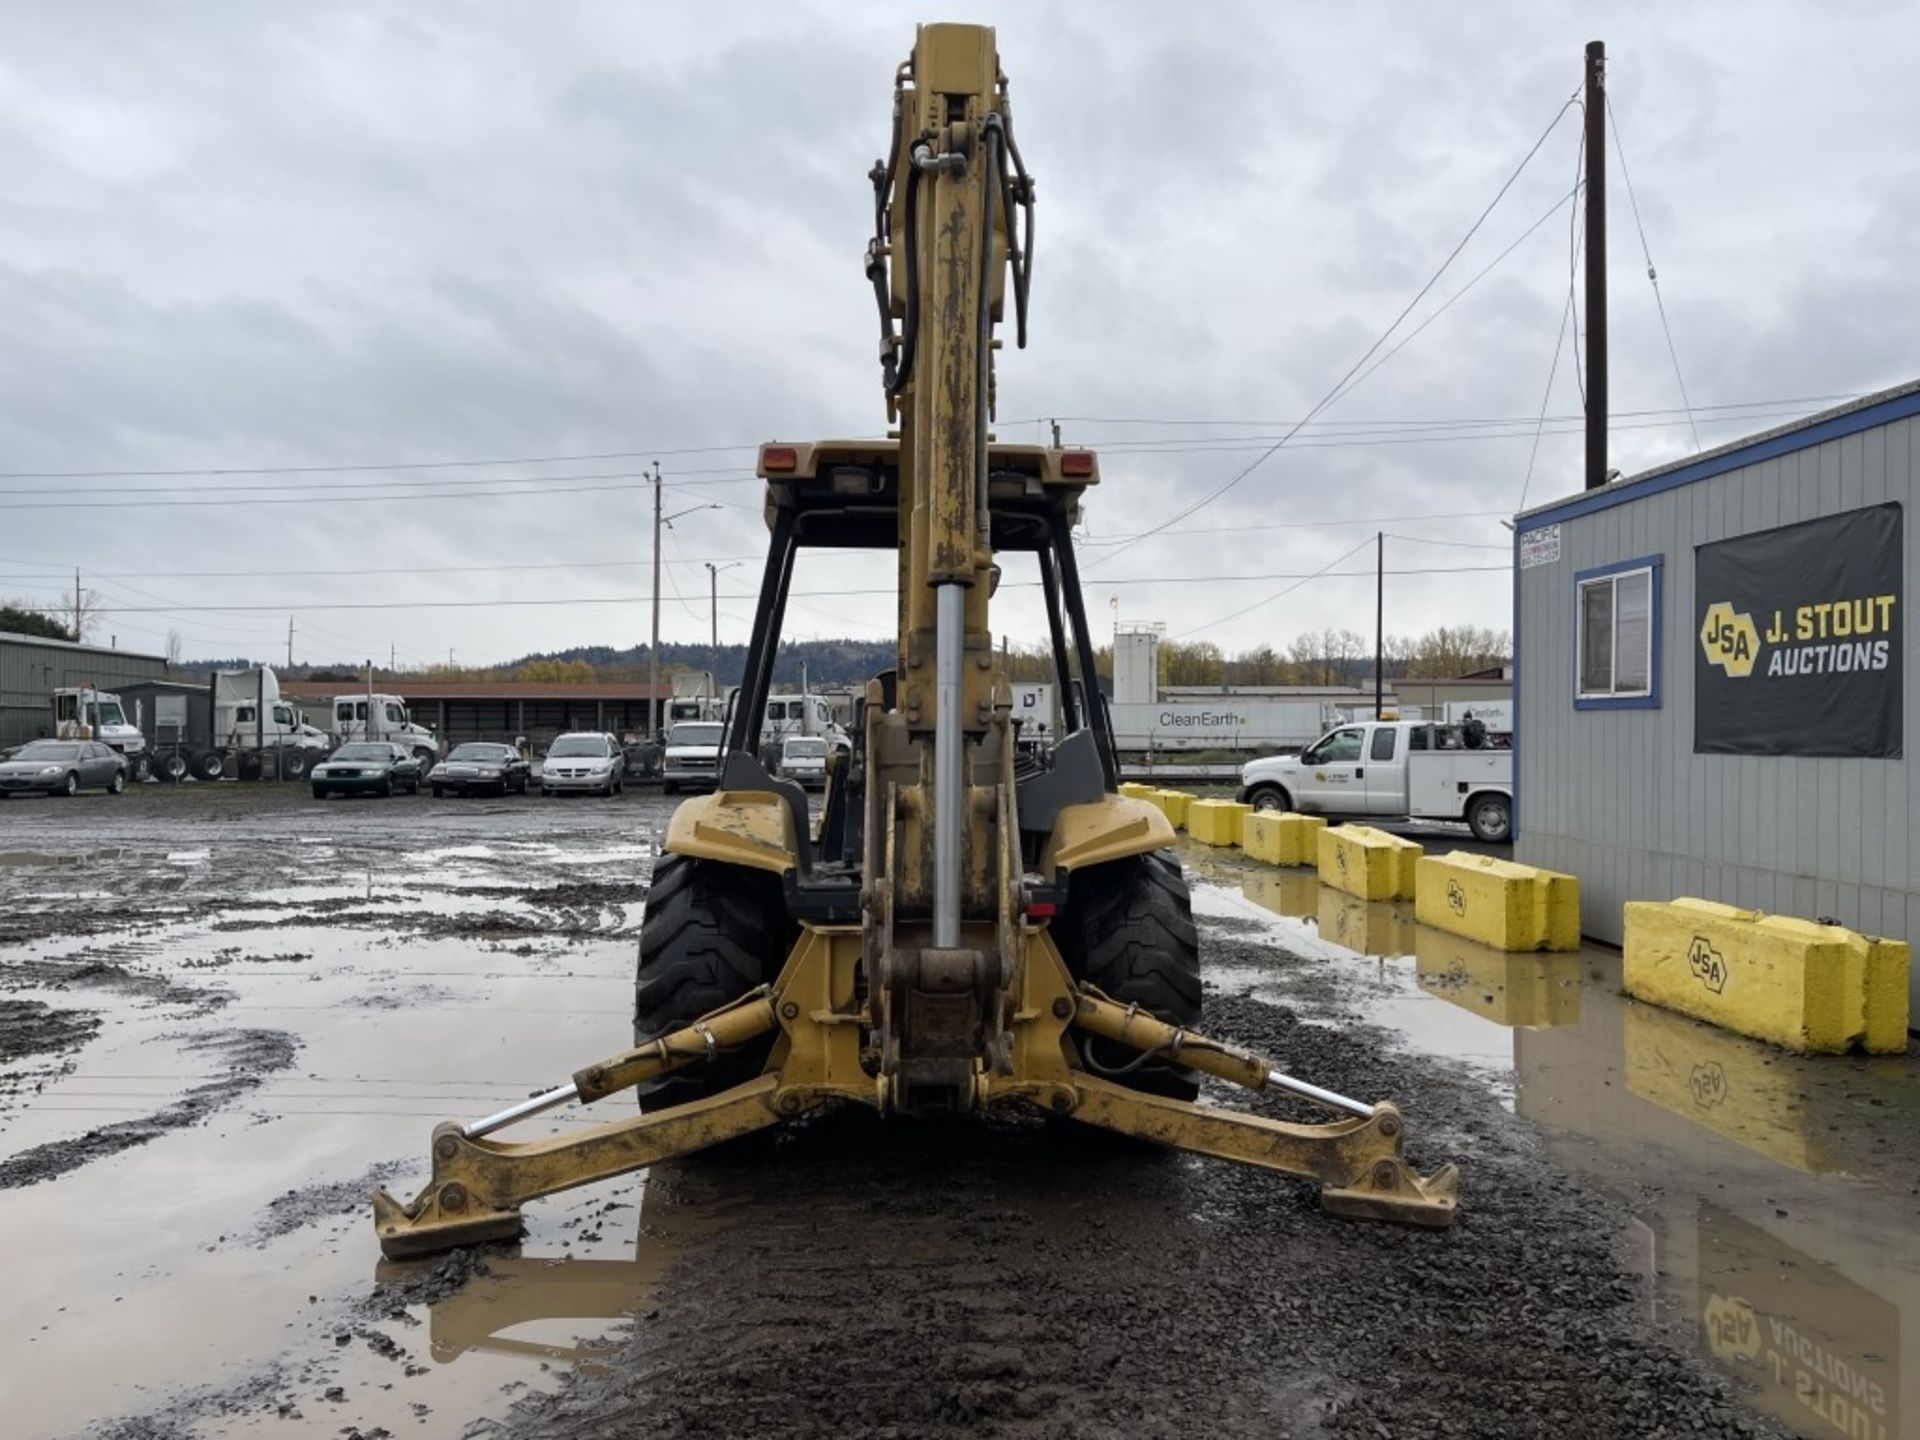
[
  {"left": 1150, "top": 788, "right": 1189, "bottom": 829},
  {"left": 1851, "top": 931, "right": 1910, "bottom": 1055},
  {"left": 1239, "top": 811, "right": 1326, "bottom": 867},
  {"left": 1623, "top": 898, "right": 1908, "bottom": 1055},
  {"left": 1185, "top": 798, "right": 1250, "bottom": 846},
  {"left": 1118, "top": 782, "right": 1157, "bottom": 801},
  {"left": 1316, "top": 825, "right": 1419, "bottom": 901},
  {"left": 1414, "top": 928, "right": 1581, "bottom": 1028},
  {"left": 1413, "top": 851, "right": 1580, "bottom": 952}
]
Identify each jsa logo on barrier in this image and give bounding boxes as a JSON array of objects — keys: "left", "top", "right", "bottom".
[{"left": 1688, "top": 936, "right": 1728, "bottom": 993}]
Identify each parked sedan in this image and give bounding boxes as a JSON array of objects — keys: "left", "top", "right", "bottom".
[
  {"left": 0, "top": 740, "right": 127, "bottom": 797},
  {"left": 540, "top": 733, "right": 626, "bottom": 797},
  {"left": 310, "top": 742, "right": 423, "bottom": 799},
  {"left": 430, "top": 743, "right": 532, "bottom": 797}
]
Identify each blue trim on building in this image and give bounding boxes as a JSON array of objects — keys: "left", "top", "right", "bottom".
[
  {"left": 1520, "top": 386, "right": 1920, "bottom": 529},
  {"left": 1571, "top": 554, "right": 1664, "bottom": 712},
  {"left": 1511, "top": 523, "right": 1522, "bottom": 841}
]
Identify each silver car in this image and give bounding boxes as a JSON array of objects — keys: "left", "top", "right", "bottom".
[
  {"left": 0, "top": 740, "right": 128, "bottom": 798},
  {"left": 540, "top": 733, "right": 626, "bottom": 797}
]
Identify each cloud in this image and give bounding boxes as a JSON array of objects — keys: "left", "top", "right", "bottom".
[{"left": 0, "top": 2, "right": 1912, "bottom": 667}]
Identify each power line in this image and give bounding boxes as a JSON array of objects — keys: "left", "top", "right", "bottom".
[
  {"left": 1608, "top": 93, "right": 1700, "bottom": 452},
  {"left": 1075, "top": 407, "right": 1824, "bottom": 457},
  {"left": 0, "top": 509, "right": 1509, "bottom": 584},
  {"left": 1004, "top": 394, "right": 1858, "bottom": 430},
  {"left": 79, "top": 563, "right": 1508, "bottom": 616},
  {"left": 1321, "top": 181, "right": 1583, "bottom": 413},
  {"left": 0, "top": 442, "right": 763, "bottom": 481},
  {"left": 1078, "top": 508, "right": 1511, "bottom": 545},
  {"left": 0, "top": 463, "right": 762, "bottom": 501},
  {"left": 1518, "top": 288, "right": 1576, "bottom": 514},
  {"left": 1084, "top": 89, "right": 1584, "bottom": 571},
  {"left": 0, "top": 474, "right": 765, "bottom": 512},
  {"left": 1171, "top": 538, "right": 1380, "bottom": 640},
  {"left": 1379, "top": 532, "right": 1511, "bottom": 551}
]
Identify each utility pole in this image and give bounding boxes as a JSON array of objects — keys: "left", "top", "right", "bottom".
[
  {"left": 649, "top": 460, "right": 663, "bottom": 739},
  {"left": 287, "top": 617, "right": 294, "bottom": 669},
  {"left": 706, "top": 561, "right": 721, "bottom": 700},
  {"left": 390, "top": 641, "right": 396, "bottom": 674},
  {"left": 1584, "top": 39, "right": 1609, "bottom": 491},
  {"left": 73, "top": 567, "right": 81, "bottom": 641},
  {"left": 1374, "top": 531, "right": 1385, "bottom": 718}
]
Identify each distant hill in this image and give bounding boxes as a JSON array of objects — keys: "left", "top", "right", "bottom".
[{"left": 175, "top": 639, "right": 896, "bottom": 689}]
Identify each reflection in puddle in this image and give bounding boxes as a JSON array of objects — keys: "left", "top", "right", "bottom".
[
  {"left": 1699, "top": 1203, "right": 1899, "bottom": 1440},
  {"left": 1189, "top": 847, "right": 1918, "bottom": 1440},
  {"left": 393, "top": 1165, "right": 729, "bottom": 1369},
  {"left": 1414, "top": 935, "right": 1582, "bottom": 1029}
]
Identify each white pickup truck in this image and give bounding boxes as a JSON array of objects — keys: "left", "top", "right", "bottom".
[{"left": 1235, "top": 719, "right": 1513, "bottom": 843}]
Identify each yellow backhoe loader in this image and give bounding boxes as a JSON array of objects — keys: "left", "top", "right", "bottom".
[{"left": 373, "top": 22, "right": 1457, "bottom": 1259}]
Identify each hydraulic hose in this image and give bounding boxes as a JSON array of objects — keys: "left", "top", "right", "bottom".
[{"left": 886, "top": 158, "right": 923, "bottom": 398}]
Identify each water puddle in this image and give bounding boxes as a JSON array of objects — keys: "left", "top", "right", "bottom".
[{"left": 1186, "top": 845, "right": 1920, "bottom": 1440}]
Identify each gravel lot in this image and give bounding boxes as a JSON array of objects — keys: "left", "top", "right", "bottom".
[{"left": 1, "top": 782, "right": 1866, "bottom": 1437}]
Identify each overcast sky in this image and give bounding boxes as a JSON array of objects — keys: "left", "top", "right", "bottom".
[{"left": 1, "top": 3, "right": 1914, "bottom": 670}]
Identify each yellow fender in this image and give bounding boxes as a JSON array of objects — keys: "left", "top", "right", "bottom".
[
  {"left": 1040, "top": 794, "right": 1177, "bottom": 874},
  {"left": 663, "top": 790, "right": 798, "bottom": 876}
]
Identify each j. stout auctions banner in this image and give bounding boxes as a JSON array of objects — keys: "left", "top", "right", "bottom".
[{"left": 1695, "top": 502, "right": 1903, "bottom": 756}]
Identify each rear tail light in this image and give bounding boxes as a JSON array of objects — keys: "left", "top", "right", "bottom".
[
  {"left": 1060, "top": 450, "right": 1095, "bottom": 477},
  {"left": 761, "top": 445, "right": 799, "bottom": 473}
]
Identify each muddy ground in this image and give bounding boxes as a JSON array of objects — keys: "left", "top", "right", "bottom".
[{"left": 2, "top": 783, "right": 1906, "bottom": 1437}]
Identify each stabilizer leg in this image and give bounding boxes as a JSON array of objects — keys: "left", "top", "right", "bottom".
[
  {"left": 1019, "top": 944, "right": 1460, "bottom": 1228},
  {"left": 374, "top": 927, "right": 868, "bottom": 1259},
  {"left": 373, "top": 1076, "right": 784, "bottom": 1258}
]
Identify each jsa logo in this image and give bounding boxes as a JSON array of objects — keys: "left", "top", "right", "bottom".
[{"left": 1700, "top": 602, "right": 1760, "bottom": 678}]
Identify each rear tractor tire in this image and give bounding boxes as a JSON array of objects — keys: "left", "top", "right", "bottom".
[
  {"left": 633, "top": 855, "right": 794, "bottom": 1111},
  {"left": 1052, "top": 848, "right": 1203, "bottom": 1101}
]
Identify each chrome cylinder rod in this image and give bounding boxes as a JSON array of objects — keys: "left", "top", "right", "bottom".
[
  {"left": 932, "top": 580, "right": 966, "bottom": 949},
  {"left": 1266, "top": 1069, "right": 1375, "bottom": 1120},
  {"left": 461, "top": 1081, "right": 579, "bottom": 1140}
]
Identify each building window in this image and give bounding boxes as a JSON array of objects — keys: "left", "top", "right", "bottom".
[{"left": 1573, "top": 555, "right": 1663, "bottom": 711}]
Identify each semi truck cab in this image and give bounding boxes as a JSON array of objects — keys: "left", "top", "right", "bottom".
[
  {"left": 332, "top": 694, "right": 440, "bottom": 766},
  {"left": 53, "top": 688, "right": 150, "bottom": 779}
]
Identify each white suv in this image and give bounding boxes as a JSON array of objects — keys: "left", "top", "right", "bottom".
[{"left": 540, "top": 732, "right": 626, "bottom": 798}]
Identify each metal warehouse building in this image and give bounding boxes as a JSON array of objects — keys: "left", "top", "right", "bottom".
[
  {"left": 0, "top": 631, "right": 170, "bottom": 748},
  {"left": 1514, "top": 381, "right": 1917, "bottom": 1023}
]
